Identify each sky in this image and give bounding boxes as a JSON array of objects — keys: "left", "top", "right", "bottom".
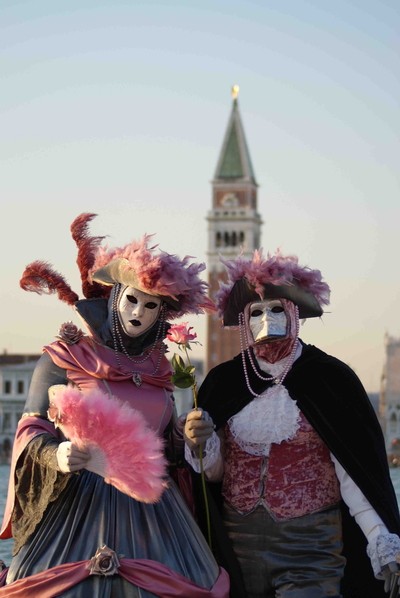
[{"left": 0, "top": 0, "right": 399, "bottom": 392}]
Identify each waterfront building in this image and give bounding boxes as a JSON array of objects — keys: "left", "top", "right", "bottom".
[
  {"left": 0, "top": 354, "right": 40, "bottom": 462},
  {"left": 379, "top": 335, "right": 400, "bottom": 465}
]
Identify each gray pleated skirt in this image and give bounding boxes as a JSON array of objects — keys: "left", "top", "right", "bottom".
[{"left": 6, "top": 470, "right": 220, "bottom": 597}]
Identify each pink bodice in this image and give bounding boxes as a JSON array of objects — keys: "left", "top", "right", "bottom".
[
  {"left": 44, "top": 337, "right": 174, "bottom": 435},
  {"left": 222, "top": 413, "right": 341, "bottom": 520}
]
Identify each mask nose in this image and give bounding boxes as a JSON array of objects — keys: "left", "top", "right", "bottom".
[
  {"left": 257, "top": 314, "right": 270, "bottom": 339},
  {"left": 132, "top": 302, "right": 144, "bottom": 318},
  {"left": 249, "top": 301, "right": 288, "bottom": 344}
]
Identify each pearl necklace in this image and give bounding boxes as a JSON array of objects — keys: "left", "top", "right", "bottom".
[
  {"left": 111, "top": 283, "right": 167, "bottom": 387},
  {"left": 238, "top": 305, "right": 300, "bottom": 397}
]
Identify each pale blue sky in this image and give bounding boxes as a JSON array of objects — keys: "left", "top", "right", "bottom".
[{"left": 1, "top": 0, "right": 399, "bottom": 391}]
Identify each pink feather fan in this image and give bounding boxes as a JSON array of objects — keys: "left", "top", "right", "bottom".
[{"left": 48, "top": 385, "right": 168, "bottom": 503}]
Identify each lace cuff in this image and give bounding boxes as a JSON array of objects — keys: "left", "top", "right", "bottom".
[
  {"left": 367, "top": 532, "right": 400, "bottom": 578},
  {"left": 184, "top": 432, "right": 221, "bottom": 474}
]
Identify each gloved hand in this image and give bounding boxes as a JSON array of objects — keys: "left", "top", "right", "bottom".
[
  {"left": 184, "top": 409, "right": 215, "bottom": 454},
  {"left": 382, "top": 562, "right": 400, "bottom": 596},
  {"left": 56, "top": 441, "right": 90, "bottom": 473}
]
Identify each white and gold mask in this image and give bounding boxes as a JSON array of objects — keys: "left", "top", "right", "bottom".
[
  {"left": 248, "top": 299, "right": 287, "bottom": 343},
  {"left": 117, "top": 286, "right": 161, "bottom": 337}
]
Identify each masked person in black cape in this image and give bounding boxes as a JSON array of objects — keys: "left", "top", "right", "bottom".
[{"left": 180, "top": 248, "right": 400, "bottom": 598}]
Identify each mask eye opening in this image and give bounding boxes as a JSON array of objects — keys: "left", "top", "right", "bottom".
[
  {"left": 250, "top": 309, "right": 263, "bottom": 317},
  {"left": 145, "top": 301, "right": 159, "bottom": 310}
]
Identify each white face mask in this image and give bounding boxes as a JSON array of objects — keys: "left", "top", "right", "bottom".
[
  {"left": 249, "top": 299, "right": 287, "bottom": 343},
  {"left": 118, "top": 286, "right": 161, "bottom": 337}
]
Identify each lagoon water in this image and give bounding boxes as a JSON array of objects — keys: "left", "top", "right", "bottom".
[{"left": 1, "top": 464, "right": 400, "bottom": 566}]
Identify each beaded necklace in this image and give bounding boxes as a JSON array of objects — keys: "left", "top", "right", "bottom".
[
  {"left": 111, "top": 283, "right": 167, "bottom": 387},
  {"left": 238, "top": 304, "right": 300, "bottom": 396}
]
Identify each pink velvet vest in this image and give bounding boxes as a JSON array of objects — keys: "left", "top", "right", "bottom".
[{"left": 222, "top": 413, "right": 341, "bottom": 520}]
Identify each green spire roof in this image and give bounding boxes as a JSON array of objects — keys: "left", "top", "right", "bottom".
[{"left": 214, "top": 95, "right": 257, "bottom": 184}]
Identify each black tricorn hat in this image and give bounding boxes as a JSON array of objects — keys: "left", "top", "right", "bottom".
[
  {"left": 216, "top": 249, "right": 330, "bottom": 327},
  {"left": 222, "top": 277, "right": 324, "bottom": 326}
]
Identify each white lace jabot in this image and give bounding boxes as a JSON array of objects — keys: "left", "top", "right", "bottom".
[{"left": 228, "top": 384, "right": 301, "bottom": 456}]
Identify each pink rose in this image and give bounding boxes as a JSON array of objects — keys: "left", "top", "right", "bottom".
[{"left": 167, "top": 323, "right": 197, "bottom": 346}]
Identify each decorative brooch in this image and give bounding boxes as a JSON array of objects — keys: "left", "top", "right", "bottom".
[
  {"left": 88, "top": 545, "right": 120, "bottom": 576},
  {"left": 56, "top": 321, "right": 84, "bottom": 345}
]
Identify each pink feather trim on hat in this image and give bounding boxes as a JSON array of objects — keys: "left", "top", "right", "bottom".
[
  {"left": 90, "top": 233, "right": 214, "bottom": 318},
  {"left": 48, "top": 385, "right": 168, "bottom": 503}
]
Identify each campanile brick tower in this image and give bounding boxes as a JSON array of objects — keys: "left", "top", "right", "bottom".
[{"left": 206, "top": 86, "right": 262, "bottom": 373}]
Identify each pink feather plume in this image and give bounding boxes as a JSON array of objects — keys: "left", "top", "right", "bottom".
[{"left": 49, "top": 385, "right": 168, "bottom": 503}]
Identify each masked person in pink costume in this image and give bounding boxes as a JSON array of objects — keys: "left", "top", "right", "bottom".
[
  {"left": 183, "top": 249, "right": 400, "bottom": 598},
  {"left": 0, "top": 213, "right": 229, "bottom": 598}
]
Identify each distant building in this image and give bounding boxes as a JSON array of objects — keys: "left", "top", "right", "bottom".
[
  {"left": 379, "top": 335, "right": 400, "bottom": 465},
  {"left": 0, "top": 354, "right": 40, "bottom": 462},
  {"left": 206, "top": 86, "right": 262, "bottom": 373}
]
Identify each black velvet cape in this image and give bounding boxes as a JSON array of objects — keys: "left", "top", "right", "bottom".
[{"left": 195, "top": 342, "right": 400, "bottom": 598}]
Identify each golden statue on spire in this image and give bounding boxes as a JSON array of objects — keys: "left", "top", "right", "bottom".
[{"left": 231, "top": 84, "right": 240, "bottom": 100}]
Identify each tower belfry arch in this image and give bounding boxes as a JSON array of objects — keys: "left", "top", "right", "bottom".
[{"left": 206, "top": 86, "right": 263, "bottom": 372}]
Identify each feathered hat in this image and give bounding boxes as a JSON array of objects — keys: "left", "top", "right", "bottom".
[
  {"left": 217, "top": 248, "right": 330, "bottom": 326},
  {"left": 20, "top": 213, "right": 214, "bottom": 320}
]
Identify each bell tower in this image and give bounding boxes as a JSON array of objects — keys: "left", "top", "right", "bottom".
[{"left": 206, "top": 86, "right": 262, "bottom": 372}]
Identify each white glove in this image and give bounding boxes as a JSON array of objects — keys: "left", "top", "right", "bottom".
[
  {"left": 184, "top": 409, "right": 215, "bottom": 454},
  {"left": 56, "top": 441, "right": 90, "bottom": 473}
]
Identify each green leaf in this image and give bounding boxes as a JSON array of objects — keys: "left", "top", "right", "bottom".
[
  {"left": 171, "top": 371, "right": 195, "bottom": 389},
  {"left": 171, "top": 354, "right": 186, "bottom": 372}
]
